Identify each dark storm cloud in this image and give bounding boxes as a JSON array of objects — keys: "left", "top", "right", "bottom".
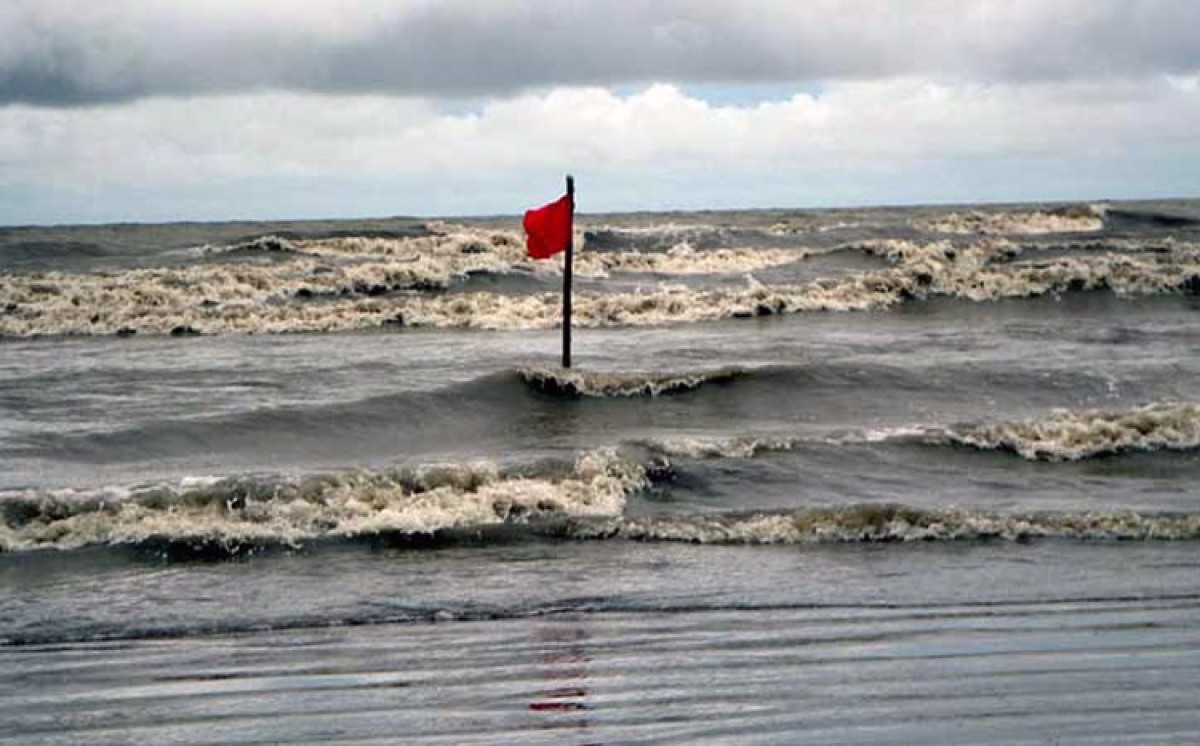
[{"left": 3, "top": 0, "right": 1199, "bottom": 106}]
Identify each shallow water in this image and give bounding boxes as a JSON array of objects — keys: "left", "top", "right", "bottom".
[{"left": 3, "top": 541, "right": 1199, "bottom": 744}]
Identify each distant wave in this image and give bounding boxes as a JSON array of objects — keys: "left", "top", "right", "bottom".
[
  {"left": 0, "top": 225, "right": 531, "bottom": 337},
  {"left": 914, "top": 205, "right": 1105, "bottom": 235},
  {"left": 3, "top": 231, "right": 1199, "bottom": 337},
  {"left": 584, "top": 220, "right": 867, "bottom": 248},
  {"left": 582, "top": 223, "right": 735, "bottom": 251},
  {"left": 0, "top": 449, "right": 646, "bottom": 554},
  {"left": 1104, "top": 206, "right": 1200, "bottom": 229},
  {"left": 0, "top": 227, "right": 807, "bottom": 337},
  {"left": 0, "top": 239, "right": 113, "bottom": 272},
  {"left": 853, "top": 237, "right": 1200, "bottom": 303},
  {"left": 574, "top": 244, "right": 804, "bottom": 278},
  {"left": 768, "top": 219, "right": 866, "bottom": 236},
  {"left": 520, "top": 366, "right": 747, "bottom": 398}
]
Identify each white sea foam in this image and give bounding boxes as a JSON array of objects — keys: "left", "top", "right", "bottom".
[
  {"left": 0, "top": 449, "right": 645, "bottom": 553},
  {"left": 941, "top": 402, "right": 1200, "bottom": 461},
  {"left": 573, "top": 244, "right": 803, "bottom": 278},
  {"left": 0, "top": 225, "right": 530, "bottom": 336},
  {"left": 915, "top": 206, "right": 1105, "bottom": 235},
  {"left": 860, "top": 238, "right": 1200, "bottom": 301},
  {"left": 574, "top": 505, "right": 1200, "bottom": 544},
  {"left": 641, "top": 425, "right": 933, "bottom": 461},
  {"left": 643, "top": 434, "right": 803, "bottom": 459},
  {"left": 3, "top": 230, "right": 1198, "bottom": 337},
  {"left": 584, "top": 222, "right": 728, "bottom": 241},
  {"left": 5, "top": 439, "right": 1200, "bottom": 553},
  {"left": 645, "top": 403, "right": 1200, "bottom": 464},
  {"left": 520, "top": 366, "right": 747, "bottom": 398},
  {"left": 768, "top": 220, "right": 865, "bottom": 235},
  {"left": 640, "top": 422, "right": 940, "bottom": 461}
]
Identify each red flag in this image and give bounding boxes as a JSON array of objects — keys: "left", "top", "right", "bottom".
[{"left": 523, "top": 194, "right": 573, "bottom": 260}]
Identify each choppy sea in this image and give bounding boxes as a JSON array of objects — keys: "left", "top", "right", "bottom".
[{"left": 2, "top": 199, "right": 1199, "bottom": 744}]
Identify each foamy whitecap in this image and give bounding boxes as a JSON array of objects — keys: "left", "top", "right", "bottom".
[
  {"left": 643, "top": 434, "right": 802, "bottom": 459},
  {"left": 768, "top": 220, "right": 865, "bottom": 235},
  {"left": 915, "top": 206, "right": 1105, "bottom": 235},
  {"left": 572, "top": 504, "right": 1200, "bottom": 544},
  {"left": 0, "top": 225, "right": 531, "bottom": 337},
  {"left": 860, "top": 238, "right": 1200, "bottom": 302},
  {"left": 643, "top": 425, "right": 933, "bottom": 459},
  {"left": 3, "top": 231, "right": 1199, "bottom": 337},
  {"left": 583, "top": 222, "right": 729, "bottom": 243},
  {"left": 241, "top": 226, "right": 805, "bottom": 280},
  {"left": 574, "top": 244, "right": 804, "bottom": 278},
  {"left": 520, "top": 366, "right": 747, "bottom": 398},
  {"left": 0, "top": 449, "right": 645, "bottom": 553},
  {"left": 211, "top": 226, "right": 527, "bottom": 264},
  {"left": 941, "top": 402, "right": 1200, "bottom": 461}
]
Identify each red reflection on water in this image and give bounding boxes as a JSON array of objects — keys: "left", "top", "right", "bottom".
[{"left": 528, "top": 617, "right": 594, "bottom": 727}]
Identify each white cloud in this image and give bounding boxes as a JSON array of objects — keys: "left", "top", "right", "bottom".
[{"left": 2, "top": 76, "right": 1197, "bottom": 222}]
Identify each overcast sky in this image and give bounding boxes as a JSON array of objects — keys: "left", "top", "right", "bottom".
[{"left": 2, "top": 0, "right": 1198, "bottom": 225}]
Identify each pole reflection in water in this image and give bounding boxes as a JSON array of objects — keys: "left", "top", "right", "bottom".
[{"left": 529, "top": 614, "right": 595, "bottom": 738}]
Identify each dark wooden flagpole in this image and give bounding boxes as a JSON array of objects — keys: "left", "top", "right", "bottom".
[{"left": 563, "top": 174, "right": 574, "bottom": 369}]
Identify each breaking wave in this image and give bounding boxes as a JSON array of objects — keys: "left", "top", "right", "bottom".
[
  {"left": 0, "top": 226, "right": 807, "bottom": 337},
  {"left": 0, "top": 450, "right": 644, "bottom": 554},
  {"left": 641, "top": 426, "right": 928, "bottom": 460},
  {"left": 0, "top": 224, "right": 530, "bottom": 337},
  {"left": 940, "top": 402, "right": 1200, "bottom": 461},
  {"left": 6, "top": 464, "right": 1200, "bottom": 556},
  {"left": 520, "top": 366, "right": 747, "bottom": 398},
  {"left": 573, "top": 244, "right": 804, "bottom": 278},
  {"left": 582, "top": 223, "right": 735, "bottom": 251},
  {"left": 644, "top": 402, "right": 1200, "bottom": 463},
  {"left": 5, "top": 402, "right": 1200, "bottom": 556},
  {"left": 3, "top": 230, "right": 1198, "bottom": 337},
  {"left": 571, "top": 505, "right": 1200, "bottom": 544},
  {"left": 915, "top": 205, "right": 1105, "bottom": 235}
]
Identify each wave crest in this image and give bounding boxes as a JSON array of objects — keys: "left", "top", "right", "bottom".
[
  {"left": 0, "top": 450, "right": 645, "bottom": 553},
  {"left": 4, "top": 229, "right": 1199, "bottom": 337},
  {"left": 941, "top": 402, "right": 1200, "bottom": 461},
  {"left": 641, "top": 425, "right": 932, "bottom": 459},
  {"left": 574, "top": 504, "right": 1200, "bottom": 544},
  {"left": 520, "top": 366, "right": 746, "bottom": 398},
  {"left": 575, "top": 244, "right": 803, "bottom": 278},
  {"left": 915, "top": 206, "right": 1105, "bottom": 235},
  {"left": 642, "top": 403, "right": 1200, "bottom": 463}
]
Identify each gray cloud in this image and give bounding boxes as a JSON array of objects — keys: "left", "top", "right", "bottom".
[{"left": 3, "top": 0, "right": 1200, "bottom": 106}]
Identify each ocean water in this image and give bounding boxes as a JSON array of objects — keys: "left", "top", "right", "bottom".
[{"left": 2, "top": 200, "right": 1200, "bottom": 743}]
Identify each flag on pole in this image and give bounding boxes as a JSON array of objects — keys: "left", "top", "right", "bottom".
[
  {"left": 523, "top": 177, "right": 576, "bottom": 367},
  {"left": 523, "top": 193, "right": 573, "bottom": 260}
]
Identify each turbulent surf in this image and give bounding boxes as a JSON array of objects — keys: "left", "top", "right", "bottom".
[{"left": 3, "top": 199, "right": 1200, "bottom": 745}]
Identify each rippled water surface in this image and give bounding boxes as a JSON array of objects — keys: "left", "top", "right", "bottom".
[{"left": 3, "top": 200, "right": 1200, "bottom": 742}]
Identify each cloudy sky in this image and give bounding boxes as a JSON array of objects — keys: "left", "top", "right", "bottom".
[{"left": 2, "top": 0, "right": 1198, "bottom": 225}]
